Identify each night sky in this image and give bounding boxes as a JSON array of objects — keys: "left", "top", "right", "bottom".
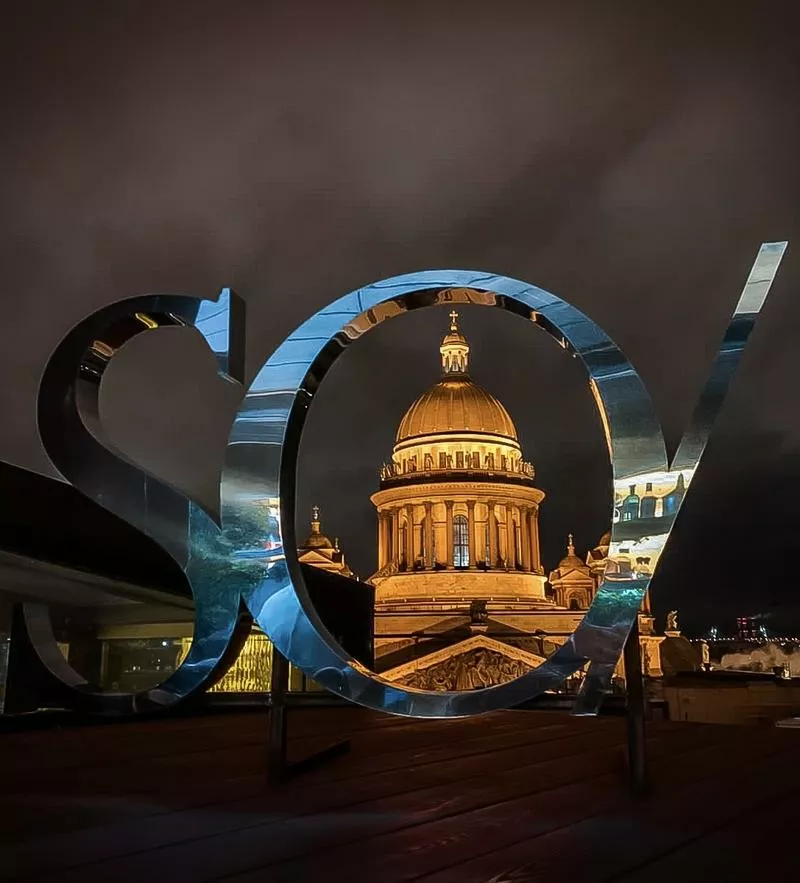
[{"left": 3, "top": 2, "right": 800, "bottom": 634}]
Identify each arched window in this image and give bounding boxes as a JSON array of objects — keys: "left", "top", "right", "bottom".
[
  {"left": 453, "top": 515, "right": 469, "bottom": 567},
  {"left": 569, "top": 597, "right": 581, "bottom": 611}
]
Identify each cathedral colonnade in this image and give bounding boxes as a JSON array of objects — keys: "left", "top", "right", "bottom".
[{"left": 375, "top": 490, "right": 544, "bottom": 574}]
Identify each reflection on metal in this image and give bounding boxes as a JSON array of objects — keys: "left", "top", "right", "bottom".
[
  {"left": 35, "top": 291, "right": 253, "bottom": 713},
  {"left": 33, "top": 246, "right": 786, "bottom": 717}
]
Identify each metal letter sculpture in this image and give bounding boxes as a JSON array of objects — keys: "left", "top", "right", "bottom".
[{"left": 32, "top": 243, "right": 786, "bottom": 716}]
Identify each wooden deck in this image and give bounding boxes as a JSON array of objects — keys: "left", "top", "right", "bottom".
[{"left": 1, "top": 707, "right": 798, "bottom": 882}]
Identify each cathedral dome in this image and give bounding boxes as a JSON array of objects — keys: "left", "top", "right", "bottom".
[
  {"left": 556, "top": 534, "right": 588, "bottom": 571},
  {"left": 300, "top": 506, "right": 334, "bottom": 550},
  {"left": 396, "top": 377, "right": 518, "bottom": 443},
  {"left": 395, "top": 309, "right": 519, "bottom": 444},
  {"left": 304, "top": 533, "right": 334, "bottom": 550}
]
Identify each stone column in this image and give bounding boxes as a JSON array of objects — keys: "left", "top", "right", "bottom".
[
  {"left": 488, "top": 501, "right": 498, "bottom": 567},
  {"left": 391, "top": 507, "right": 400, "bottom": 565},
  {"left": 467, "top": 500, "right": 476, "bottom": 568},
  {"left": 445, "top": 501, "right": 454, "bottom": 568},
  {"left": 520, "top": 505, "right": 532, "bottom": 571},
  {"left": 384, "top": 508, "right": 391, "bottom": 566},
  {"left": 424, "top": 502, "right": 434, "bottom": 570},
  {"left": 529, "top": 508, "right": 541, "bottom": 572},
  {"left": 378, "top": 511, "right": 388, "bottom": 569},
  {"left": 404, "top": 504, "right": 414, "bottom": 568},
  {"left": 506, "top": 504, "right": 516, "bottom": 569}
]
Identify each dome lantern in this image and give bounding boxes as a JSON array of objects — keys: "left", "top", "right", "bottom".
[{"left": 440, "top": 310, "right": 470, "bottom": 375}]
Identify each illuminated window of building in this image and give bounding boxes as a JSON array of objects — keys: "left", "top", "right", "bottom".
[
  {"left": 453, "top": 515, "right": 469, "bottom": 567},
  {"left": 439, "top": 452, "right": 447, "bottom": 468},
  {"left": 456, "top": 451, "right": 464, "bottom": 468}
]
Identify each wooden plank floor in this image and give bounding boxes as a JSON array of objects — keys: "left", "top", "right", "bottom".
[{"left": 1, "top": 707, "right": 798, "bottom": 882}]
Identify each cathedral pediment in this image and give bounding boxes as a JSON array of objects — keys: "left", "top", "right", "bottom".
[
  {"left": 298, "top": 549, "right": 335, "bottom": 565},
  {"left": 551, "top": 567, "right": 593, "bottom": 581},
  {"left": 380, "top": 635, "right": 547, "bottom": 691}
]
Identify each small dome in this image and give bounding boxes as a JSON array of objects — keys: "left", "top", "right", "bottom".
[
  {"left": 441, "top": 328, "right": 467, "bottom": 347},
  {"left": 300, "top": 506, "right": 334, "bottom": 550},
  {"left": 304, "top": 532, "right": 334, "bottom": 550},
  {"left": 557, "top": 534, "right": 588, "bottom": 571}
]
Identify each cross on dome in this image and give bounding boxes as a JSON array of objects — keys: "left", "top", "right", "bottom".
[{"left": 449, "top": 309, "right": 459, "bottom": 331}]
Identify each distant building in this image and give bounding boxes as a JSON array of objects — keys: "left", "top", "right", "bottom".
[{"left": 297, "top": 506, "right": 354, "bottom": 577}]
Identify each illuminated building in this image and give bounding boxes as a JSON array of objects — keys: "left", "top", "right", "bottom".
[
  {"left": 297, "top": 506, "right": 354, "bottom": 577},
  {"left": 548, "top": 535, "right": 596, "bottom": 610},
  {"left": 369, "top": 312, "right": 664, "bottom": 688}
]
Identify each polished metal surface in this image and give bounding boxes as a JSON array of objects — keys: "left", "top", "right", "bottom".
[
  {"left": 35, "top": 291, "right": 252, "bottom": 713},
  {"left": 32, "top": 246, "right": 786, "bottom": 716}
]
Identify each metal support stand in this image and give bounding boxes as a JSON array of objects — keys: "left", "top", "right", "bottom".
[
  {"left": 266, "top": 647, "right": 289, "bottom": 783},
  {"left": 623, "top": 617, "right": 648, "bottom": 796},
  {"left": 266, "top": 647, "right": 350, "bottom": 784}
]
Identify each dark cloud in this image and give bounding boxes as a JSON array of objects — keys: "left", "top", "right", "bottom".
[{"left": 3, "top": 1, "right": 800, "bottom": 632}]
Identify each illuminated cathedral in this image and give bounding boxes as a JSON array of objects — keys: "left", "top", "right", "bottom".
[{"left": 365, "top": 311, "right": 663, "bottom": 689}]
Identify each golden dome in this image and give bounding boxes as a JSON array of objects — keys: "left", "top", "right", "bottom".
[
  {"left": 396, "top": 310, "right": 519, "bottom": 444},
  {"left": 300, "top": 506, "right": 334, "bottom": 550},
  {"left": 557, "top": 534, "right": 588, "bottom": 571},
  {"left": 396, "top": 377, "right": 518, "bottom": 443}
]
